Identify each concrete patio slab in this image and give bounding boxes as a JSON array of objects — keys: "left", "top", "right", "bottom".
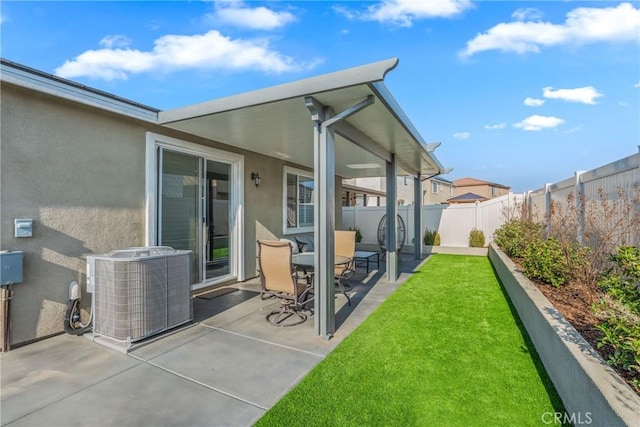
[
  {"left": 7, "top": 363, "right": 263, "bottom": 427},
  {"left": 142, "top": 328, "right": 322, "bottom": 409},
  {"left": 0, "top": 334, "right": 139, "bottom": 425}
]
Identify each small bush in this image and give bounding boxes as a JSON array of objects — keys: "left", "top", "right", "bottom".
[
  {"left": 493, "top": 219, "right": 544, "bottom": 259},
  {"left": 423, "top": 229, "right": 441, "bottom": 246},
  {"left": 469, "top": 229, "right": 485, "bottom": 247},
  {"left": 521, "top": 238, "right": 590, "bottom": 287},
  {"left": 599, "top": 246, "right": 640, "bottom": 315},
  {"left": 349, "top": 227, "right": 363, "bottom": 243},
  {"left": 594, "top": 245, "right": 640, "bottom": 392},
  {"left": 596, "top": 317, "right": 640, "bottom": 390}
]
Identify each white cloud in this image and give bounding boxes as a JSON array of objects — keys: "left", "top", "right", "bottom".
[
  {"left": 512, "top": 8, "right": 543, "bottom": 22},
  {"left": 453, "top": 131, "right": 470, "bottom": 139},
  {"left": 542, "top": 86, "right": 603, "bottom": 104},
  {"left": 635, "top": 82, "right": 640, "bottom": 88},
  {"left": 337, "top": 0, "right": 473, "bottom": 27},
  {"left": 484, "top": 123, "right": 506, "bottom": 130},
  {"left": 523, "top": 97, "right": 545, "bottom": 107},
  {"left": 99, "top": 35, "right": 132, "bottom": 49},
  {"left": 56, "top": 30, "right": 310, "bottom": 81},
  {"left": 460, "top": 2, "right": 640, "bottom": 58},
  {"left": 513, "top": 115, "right": 564, "bottom": 131},
  {"left": 214, "top": 2, "right": 296, "bottom": 30}
]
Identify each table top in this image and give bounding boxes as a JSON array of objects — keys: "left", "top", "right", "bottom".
[
  {"left": 292, "top": 253, "right": 350, "bottom": 267},
  {"left": 354, "top": 251, "right": 378, "bottom": 258}
]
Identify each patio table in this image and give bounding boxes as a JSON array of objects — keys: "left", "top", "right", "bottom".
[
  {"left": 292, "top": 253, "right": 352, "bottom": 304},
  {"left": 353, "top": 251, "right": 379, "bottom": 274}
]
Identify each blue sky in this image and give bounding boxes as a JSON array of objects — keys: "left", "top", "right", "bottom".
[{"left": 2, "top": 0, "right": 639, "bottom": 192}]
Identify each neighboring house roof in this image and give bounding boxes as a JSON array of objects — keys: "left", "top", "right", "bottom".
[
  {"left": 447, "top": 192, "right": 488, "bottom": 203},
  {"left": 454, "top": 177, "right": 510, "bottom": 189},
  {"left": 431, "top": 176, "right": 454, "bottom": 185},
  {"left": 342, "top": 183, "right": 386, "bottom": 197}
]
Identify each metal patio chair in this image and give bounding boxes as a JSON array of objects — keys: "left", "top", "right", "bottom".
[
  {"left": 257, "top": 240, "right": 313, "bottom": 326},
  {"left": 335, "top": 230, "right": 356, "bottom": 306}
]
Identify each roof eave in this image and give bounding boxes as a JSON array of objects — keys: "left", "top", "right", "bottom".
[{"left": 159, "top": 58, "right": 399, "bottom": 124}]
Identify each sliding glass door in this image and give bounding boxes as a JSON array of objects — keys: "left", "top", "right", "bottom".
[{"left": 157, "top": 149, "right": 235, "bottom": 287}]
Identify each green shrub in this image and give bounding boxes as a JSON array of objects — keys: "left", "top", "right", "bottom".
[
  {"left": 595, "top": 246, "right": 640, "bottom": 392},
  {"left": 468, "top": 229, "right": 485, "bottom": 247},
  {"left": 599, "top": 246, "right": 640, "bottom": 314},
  {"left": 423, "top": 229, "right": 441, "bottom": 246},
  {"left": 521, "top": 238, "right": 590, "bottom": 287},
  {"left": 596, "top": 317, "right": 640, "bottom": 389},
  {"left": 349, "top": 227, "right": 363, "bottom": 243},
  {"left": 493, "top": 219, "right": 544, "bottom": 259}
]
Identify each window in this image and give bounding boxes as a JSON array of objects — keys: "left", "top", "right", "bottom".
[
  {"left": 284, "top": 167, "right": 314, "bottom": 233},
  {"left": 449, "top": 186, "right": 454, "bottom": 196},
  {"left": 491, "top": 186, "right": 497, "bottom": 196},
  {"left": 432, "top": 181, "right": 439, "bottom": 194}
]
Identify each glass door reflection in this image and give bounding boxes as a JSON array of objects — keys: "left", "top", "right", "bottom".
[{"left": 206, "top": 160, "right": 231, "bottom": 280}]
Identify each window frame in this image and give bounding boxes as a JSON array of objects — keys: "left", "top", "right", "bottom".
[
  {"left": 432, "top": 181, "right": 439, "bottom": 194},
  {"left": 283, "top": 166, "right": 315, "bottom": 235}
]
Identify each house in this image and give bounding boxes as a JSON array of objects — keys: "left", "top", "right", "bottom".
[
  {"left": 424, "top": 176, "right": 456, "bottom": 204},
  {"left": 0, "top": 57, "right": 446, "bottom": 346},
  {"left": 341, "top": 182, "right": 385, "bottom": 207},
  {"left": 452, "top": 177, "right": 510, "bottom": 200},
  {"left": 343, "top": 175, "right": 454, "bottom": 205}
]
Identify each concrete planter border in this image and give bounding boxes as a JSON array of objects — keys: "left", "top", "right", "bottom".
[{"left": 488, "top": 243, "right": 640, "bottom": 427}]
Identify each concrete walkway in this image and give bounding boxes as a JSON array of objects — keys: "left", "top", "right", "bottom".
[{"left": 1, "top": 255, "right": 424, "bottom": 427}]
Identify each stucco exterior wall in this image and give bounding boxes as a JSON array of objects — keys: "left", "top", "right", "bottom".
[
  {"left": 1, "top": 82, "right": 344, "bottom": 346},
  {"left": 1, "top": 84, "right": 148, "bottom": 345}
]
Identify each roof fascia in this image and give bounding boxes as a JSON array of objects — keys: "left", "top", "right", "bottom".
[
  {"left": 159, "top": 58, "right": 399, "bottom": 124},
  {"left": 0, "top": 59, "right": 159, "bottom": 123},
  {"left": 368, "top": 81, "right": 445, "bottom": 175}
]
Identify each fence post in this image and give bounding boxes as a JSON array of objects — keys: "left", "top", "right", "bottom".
[
  {"left": 575, "top": 171, "right": 585, "bottom": 244},
  {"left": 545, "top": 183, "right": 552, "bottom": 235}
]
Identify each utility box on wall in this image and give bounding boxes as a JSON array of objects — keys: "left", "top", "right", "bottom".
[
  {"left": 14, "top": 219, "right": 33, "bottom": 238},
  {"left": 0, "top": 251, "right": 24, "bottom": 285}
]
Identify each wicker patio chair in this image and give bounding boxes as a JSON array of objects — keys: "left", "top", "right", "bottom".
[{"left": 257, "top": 240, "right": 313, "bottom": 326}]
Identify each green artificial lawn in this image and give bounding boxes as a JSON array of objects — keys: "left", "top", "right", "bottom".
[{"left": 256, "top": 254, "right": 566, "bottom": 427}]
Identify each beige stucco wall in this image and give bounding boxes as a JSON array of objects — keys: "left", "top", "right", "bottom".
[
  {"left": 1, "top": 84, "right": 148, "bottom": 345},
  {"left": 1, "top": 82, "right": 343, "bottom": 347}
]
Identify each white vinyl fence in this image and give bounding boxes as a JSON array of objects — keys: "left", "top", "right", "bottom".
[
  {"left": 342, "top": 193, "right": 524, "bottom": 250},
  {"left": 524, "top": 150, "right": 640, "bottom": 246},
  {"left": 342, "top": 150, "right": 640, "bottom": 251}
]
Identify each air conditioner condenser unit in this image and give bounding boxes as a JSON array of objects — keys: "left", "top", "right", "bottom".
[{"left": 86, "top": 247, "right": 192, "bottom": 346}]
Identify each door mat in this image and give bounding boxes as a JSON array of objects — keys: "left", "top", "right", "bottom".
[{"left": 196, "top": 287, "right": 238, "bottom": 300}]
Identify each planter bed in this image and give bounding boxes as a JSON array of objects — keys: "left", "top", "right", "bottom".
[{"left": 489, "top": 243, "right": 640, "bottom": 426}]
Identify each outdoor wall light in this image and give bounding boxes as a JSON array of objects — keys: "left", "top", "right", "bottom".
[{"left": 250, "top": 172, "right": 261, "bottom": 188}]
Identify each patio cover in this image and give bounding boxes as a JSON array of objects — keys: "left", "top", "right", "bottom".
[{"left": 158, "top": 58, "right": 447, "bottom": 338}]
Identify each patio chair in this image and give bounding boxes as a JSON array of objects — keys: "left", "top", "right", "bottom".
[
  {"left": 257, "top": 240, "right": 313, "bottom": 326},
  {"left": 335, "top": 230, "right": 356, "bottom": 306}
]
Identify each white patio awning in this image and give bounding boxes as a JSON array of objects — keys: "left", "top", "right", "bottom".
[{"left": 158, "top": 58, "right": 445, "bottom": 179}]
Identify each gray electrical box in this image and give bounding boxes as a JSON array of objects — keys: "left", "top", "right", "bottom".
[
  {"left": 14, "top": 219, "right": 33, "bottom": 238},
  {"left": 0, "top": 251, "right": 24, "bottom": 285}
]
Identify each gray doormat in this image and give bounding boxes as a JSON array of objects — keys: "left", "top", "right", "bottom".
[{"left": 196, "top": 287, "right": 238, "bottom": 300}]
